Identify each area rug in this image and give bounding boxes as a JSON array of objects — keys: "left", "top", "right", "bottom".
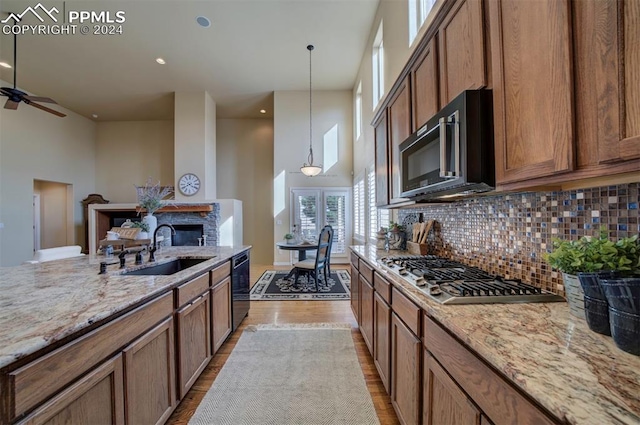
[
  {"left": 250, "top": 270, "right": 350, "bottom": 301},
  {"left": 188, "top": 323, "right": 380, "bottom": 425}
]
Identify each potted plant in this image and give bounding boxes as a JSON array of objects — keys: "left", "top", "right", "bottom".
[
  {"left": 284, "top": 233, "right": 295, "bottom": 245},
  {"left": 544, "top": 238, "right": 588, "bottom": 319},
  {"left": 135, "top": 178, "right": 173, "bottom": 237},
  {"left": 131, "top": 221, "right": 150, "bottom": 240},
  {"left": 386, "top": 221, "right": 406, "bottom": 250}
]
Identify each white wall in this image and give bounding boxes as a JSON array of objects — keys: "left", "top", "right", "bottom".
[
  {"left": 273, "top": 90, "right": 353, "bottom": 264},
  {"left": 217, "top": 118, "right": 274, "bottom": 264},
  {"left": 0, "top": 80, "right": 96, "bottom": 266},
  {"left": 95, "top": 121, "right": 174, "bottom": 202}
]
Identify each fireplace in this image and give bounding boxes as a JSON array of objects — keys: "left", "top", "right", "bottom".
[{"left": 171, "top": 224, "right": 205, "bottom": 246}]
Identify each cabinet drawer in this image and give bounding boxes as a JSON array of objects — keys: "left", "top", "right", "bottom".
[
  {"left": 350, "top": 251, "right": 360, "bottom": 268},
  {"left": 8, "top": 292, "right": 173, "bottom": 421},
  {"left": 359, "top": 259, "right": 374, "bottom": 284},
  {"left": 211, "top": 261, "right": 230, "bottom": 286},
  {"left": 176, "top": 272, "right": 210, "bottom": 307},
  {"left": 392, "top": 287, "right": 421, "bottom": 337},
  {"left": 374, "top": 272, "right": 391, "bottom": 304},
  {"left": 424, "top": 315, "right": 557, "bottom": 425}
]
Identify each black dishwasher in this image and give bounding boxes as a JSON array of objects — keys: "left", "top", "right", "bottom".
[{"left": 231, "top": 251, "right": 250, "bottom": 330}]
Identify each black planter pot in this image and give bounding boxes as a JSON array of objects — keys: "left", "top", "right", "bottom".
[
  {"left": 583, "top": 295, "right": 612, "bottom": 336},
  {"left": 577, "top": 271, "right": 618, "bottom": 299},
  {"left": 609, "top": 306, "right": 640, "bottom": 356},
  {"left": 599, "top": 276, "right": 640, "bottom": 314}
]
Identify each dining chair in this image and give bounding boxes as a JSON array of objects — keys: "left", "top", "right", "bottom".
[{"left": 290, "top": 225, "right": 333, "bottom": 291}]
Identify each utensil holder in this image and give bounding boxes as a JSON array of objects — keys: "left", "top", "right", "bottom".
[{"left": 406, "top": 241, "right": 429, "bottom": 255}]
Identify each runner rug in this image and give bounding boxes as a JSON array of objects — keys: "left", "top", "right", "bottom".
[
  {"left": 250, "top": 270, "right": 350, "bottom": 301},
  {"left": 188, "top": 323, "right": 379, "bottom": 425}
]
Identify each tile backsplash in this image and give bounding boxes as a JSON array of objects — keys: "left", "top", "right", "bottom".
[{"left": 397, "top": 183, "right": 639, "bottom": 296}]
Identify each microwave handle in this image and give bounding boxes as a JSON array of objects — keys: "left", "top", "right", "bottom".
[
  {"left": 438, "top": 112, "right": 460, "bottom": 178},
  {"left": 439, "top": 117, "right": 449, "bottom": 178},
  {"left": 452, "top": 110, "right": 460, "bottom": 177}
]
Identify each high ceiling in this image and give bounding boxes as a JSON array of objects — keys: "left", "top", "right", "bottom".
[{"left": 0, "top": 0, "right": 379, "bottom": 121}]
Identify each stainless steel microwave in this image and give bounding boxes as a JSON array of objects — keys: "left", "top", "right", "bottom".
[{"left": 399, "top": 89, "right": 494, "bottom": 201}]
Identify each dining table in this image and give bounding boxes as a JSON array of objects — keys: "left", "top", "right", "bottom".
[{"left": 275, "top": 241, "right": 317, "bottom": 261}]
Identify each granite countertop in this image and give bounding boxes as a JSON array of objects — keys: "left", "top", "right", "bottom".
[
  {"left": 351, "top": 245, "right": 640, "bottom": 425},
  {"left": 0, "top": 246, "right": 250, "bottom": 370}
]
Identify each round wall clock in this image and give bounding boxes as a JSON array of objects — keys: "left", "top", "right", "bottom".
[{"left": 178, "top": 173, "right": 201, "bottom": 196}]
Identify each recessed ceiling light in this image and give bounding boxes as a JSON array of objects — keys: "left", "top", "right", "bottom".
[
  {"left": 196, "top": 16, "right": 211, "bottom": 28},
  {"left": 260, "top": 109, "right": 266, "bottom": 114},
  {"left": 155, "top": 57, "right": 166, "bottom": 65},
  {"left": 92, "top": 114, "right": 98, "bottom": 118},
  {"left": 0, "top": 62, "right": 11, "bottom": 69}
]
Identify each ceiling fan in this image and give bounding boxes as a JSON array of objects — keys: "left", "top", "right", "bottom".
[{"left": 1, "top": 24, "right": 66, "bottom": 117}]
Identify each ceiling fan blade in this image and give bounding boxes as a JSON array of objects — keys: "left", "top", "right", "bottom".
[
  {"left": 24, "top": 100, "right": 66, "bottom": 117},
  {"left": 23, "top": 95, "right": 58, "bottom": 104},
  {"left": 4, "top": 99, "right": 19, "bottom": 110}
]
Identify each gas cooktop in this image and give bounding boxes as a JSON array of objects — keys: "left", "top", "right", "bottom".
[{"left": 379, "top": 255, "right": 565, "bottom": 305}]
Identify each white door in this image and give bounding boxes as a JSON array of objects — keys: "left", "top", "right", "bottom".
[{"left": 291, "top": 188, "right": 351, "bottom": 260}]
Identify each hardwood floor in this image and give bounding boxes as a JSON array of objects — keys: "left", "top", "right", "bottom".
[{"left": 166, "top": 264, "right": 400, "bottom": 425}]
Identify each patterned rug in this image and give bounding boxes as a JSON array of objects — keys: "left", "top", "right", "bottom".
[{"left": 250, "top": 270, "right": 350, "bottom": 300}]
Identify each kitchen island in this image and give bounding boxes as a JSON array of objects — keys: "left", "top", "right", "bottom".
[
  {"left": 0, "top": 246, "right": 250, "bottom": 424},
  {"left": 351, "top": 245, "right": 640, "bottom": 425}
]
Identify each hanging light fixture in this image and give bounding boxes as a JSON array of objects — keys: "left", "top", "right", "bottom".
[{"left": 300, "top": 44, "right": 322, "bottom": 177}]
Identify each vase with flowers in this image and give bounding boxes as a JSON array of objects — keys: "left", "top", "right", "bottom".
[{"left": 135, "top": 178, "right": 173, "bottom": 238}]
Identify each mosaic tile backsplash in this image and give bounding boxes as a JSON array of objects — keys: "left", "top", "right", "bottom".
[{"left": 397, "top": 183, "right": 639, "bottom": 296}]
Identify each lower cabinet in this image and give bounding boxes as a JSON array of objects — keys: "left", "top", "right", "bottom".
[
  {"left": 350, "top": 263, "right": 360, "bottom": 323},
  {"left": 391, "top": 313, "right": 422, "bottom": 425},
  {"left": 360, "top": 275, "right": 375, "bottom": 355},
  {"left": 423, "top": 350, "right": 481, "bottom": 425},
  {"left": 17, "top": 354, "right": 125, "bottom": 425},
  {"left": 373, "top": 292, "right": 391, "bottom": 393},
  {"left": 211, "top": 276, "right": 232, "bottom": 354},
  {"left": 176, "top": 291, "right": 212, "bottom": 399},
  {"left": 123, "top": 317, "right": 176, "bottom": 425}
]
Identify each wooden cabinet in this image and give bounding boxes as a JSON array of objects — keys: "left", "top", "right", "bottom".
[
  {"left": 423, "top": 351, "right": 481, "bottom": 425},
  {"left": 438, "top": 0, "right": 486, "bottom": 104},
  {"left": 387, "top": 76, "right": 412, "bottom": 202},
  {"left": 350, "top": 263, "right": 360, "bottom": 324},
  {"left": 123, "top": 317, "right": 176, "bottom": 425},
  {"left": 360, "top": 275, "right": 375, "bottom": 355},
  {"left": 176, "top": 291, "right": 211, "bottom": 399},
  {"left": 373, "top": 292, "right": 392, "bottom": 394},
  {"left": 572, "top": 0, "right": 640, "bottom": 171},
  {"left": 17, "top": 355, "right": 124, "bottom": 425},
  {"left": 374, "top": 110, "right": 390, "bottom": 206},
  {"left": 490, "top": 0, "right": 575, "bottom": 184},
  {"left": 391, "top": 313, "right": 422, "bottom": 425},
  {"left": 411, "top": 37, "right": 440, "bottom": 131},
  {"left": 211, "top": 276, "right": 232, "bottom": 354}
]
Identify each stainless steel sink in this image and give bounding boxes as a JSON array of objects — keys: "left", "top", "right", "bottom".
[{"left": 122, "top": 258, "right": 210, "bottom": 275}]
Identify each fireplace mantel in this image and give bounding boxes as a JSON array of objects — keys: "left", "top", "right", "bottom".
[{"left": 136, "top": 204, "right": 213, "bottom": 217}]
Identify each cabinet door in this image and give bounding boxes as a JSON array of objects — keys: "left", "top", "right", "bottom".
[
  {"left": 374, "top": 110, "right": 390, "bottom": 206},
  {"left": 490, "top": 0, "right": 574, "bottom": 184},
  {"left": 412, "top": 37, "right": 440, "bottom": 131},
  {"left": 123, "top": 317, "right": 175, "bottom": 425},
  {"left": 211, "top": 276, "right": 232, "bottom": 354},
  {"left": 423, "top": 351, "right": 482, "bottom": 425},
  {"left": 17, "top": 355, "right": 124, "bottom": 425},
  {"left": 350, "top": 265, "right": 360, "bottom": 323},
  {"left": 388, "top": 76, "right": 412, "bottom": 201},
  {"left": 573, "top": 0, "right": 640, "bottom": 168},
  {"left": 373, "top": 292, "right": 391, "bottom": 394},
  {"left": 359, "top": 275, "right": 375, "bottom": 356},
  {"left": 391, "top": 313, "right": 421, "bottom": 425},
  {"left": 439, "top": 0, "right": 486, "bottom": 104},
  {"left": 176, "top": 292, "right": 212, "bottom": 399}
]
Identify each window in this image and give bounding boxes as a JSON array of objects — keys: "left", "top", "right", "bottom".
[
  {"left": 379, "top": 208, "right": 390, "bottom": 231},
  {"left": 353, "top": 174, "right": 365, "bottom": 241},
  {"left": 355, "top": 81, "right": 362, "bottom": 140},
  {"left": 367, "top": 166, "right": 378, "bottom": 241},
  {"left": 408, "top": 0, "right": 435, "bottom": 45},
  {"left": 372, "top": 21, "right": 384, "bottom": 108}
]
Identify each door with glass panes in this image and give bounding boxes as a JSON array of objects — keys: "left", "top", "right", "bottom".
[{"left": 290, "top": 188, "right": 351, "bottom": 261}]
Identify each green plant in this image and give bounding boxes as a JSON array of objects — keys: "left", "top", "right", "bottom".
[
  {"left": 284, "top": 233, "right": 294, "bottom": 240},
  {"left": 388, "top": 221, "right": 405, "bottom": 232},
  {"left": 131, "top": 221, "right": 150, "bottom": 232},
  {"left": 135, "top": 178, "right": 173, "bottom": 215},
  {"left": 544, "top": 231, "right": 640, "bottom": 274}
]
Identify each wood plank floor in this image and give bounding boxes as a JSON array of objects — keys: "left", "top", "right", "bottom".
[{"left": 166, "top": 264, "right": 400, "bottom": 425}]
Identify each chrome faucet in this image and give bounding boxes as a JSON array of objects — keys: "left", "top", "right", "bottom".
[{"left": 149, "top": 224, "right": 176, "bottom": 262}]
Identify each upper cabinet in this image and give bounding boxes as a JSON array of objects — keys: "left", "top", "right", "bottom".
[
  {"left": 411, "top": 38, "right": 440, "bottom": 131},
  {"left": 489, "top": 0, "right": 575, "bottom": 184},
  {"left": 387, "top": 76, "right": 412, "bottom": 202},
  {"left": 439, "top": 0, "right": 487, "bottom": 105}
]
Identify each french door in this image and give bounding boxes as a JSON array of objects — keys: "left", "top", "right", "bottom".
[{"left": 291, "top": 188, "right": 351, "bottom": 260}]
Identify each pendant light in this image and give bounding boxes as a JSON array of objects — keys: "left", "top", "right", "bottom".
[{"left": 300, "top": 44, "right": 322, "bottom": 177}]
